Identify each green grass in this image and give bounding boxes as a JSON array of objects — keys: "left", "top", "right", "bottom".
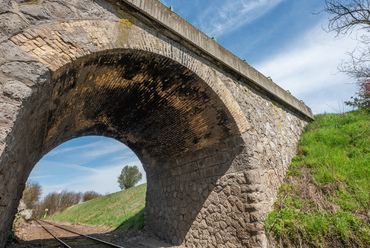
[
  {"left": 266, "top": 110, "right": 370, "bottom": 247},
  {"left": 51, "top": 184, "right": 146, "bottom": 229}
]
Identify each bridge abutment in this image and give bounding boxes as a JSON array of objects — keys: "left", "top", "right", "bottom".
[{"left": 144, "top": 134, "right": 272, "bottom": 247}]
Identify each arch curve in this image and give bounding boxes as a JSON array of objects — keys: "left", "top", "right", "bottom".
[
  {"left": 43, "top": 49, "right": 243, "bottom": 165},
  {"left": 9, "top": 14, "right": 250, "bottom": 136}
]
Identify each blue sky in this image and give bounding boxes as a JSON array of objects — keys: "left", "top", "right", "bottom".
[
  {"left": 29, "top": 0, "right": 361, "bottom": 198},
  {"left": 29, "top": 136, "right": 145, "bottom": 198}
]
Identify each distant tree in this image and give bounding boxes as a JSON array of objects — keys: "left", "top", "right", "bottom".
[
  {"left": 59, "top": 190, "right": 82, "bottom": 211},
  {"left": 117, "top": 165, "right": 142, "bottom": 190},
  {"left": 33, "top": 190, "right": 82, "bottom": 218},
  {"left": 82, "top": 191, "right": 101, "bottom": 202},
  {"left": 40, "top": 191, "right": 60, "bottom": 216},
  {"left": 22, "top": 181, "right": 42, "bottom": 209}
]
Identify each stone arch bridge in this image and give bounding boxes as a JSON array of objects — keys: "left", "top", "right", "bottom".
[{"left": 0, "top": 0, "right": 313, "bottom": 247}]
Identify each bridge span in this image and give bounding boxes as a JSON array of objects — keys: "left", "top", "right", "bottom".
[{"left": 0, "top": 0, "right": 313, "bottom": 247}]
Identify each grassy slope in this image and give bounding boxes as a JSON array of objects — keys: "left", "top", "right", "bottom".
[
  {"left": 51, "top": 184, "right": 146, "bottom": 229},
  {"left": 266, "top": 110, "right": 370, "bottom": 247}
]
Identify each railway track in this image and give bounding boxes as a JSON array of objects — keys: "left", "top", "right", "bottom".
[{"left": 35, "top": 220, "right": 125, "bottom": 248}]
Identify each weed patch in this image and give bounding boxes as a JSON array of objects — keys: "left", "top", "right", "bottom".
[{"left": 266, "top": 110, "right": 370, "bottom": 247}]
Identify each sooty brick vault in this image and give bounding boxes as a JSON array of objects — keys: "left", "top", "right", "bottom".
[{"left": 0, "top": 0, "right": 314, "bottom": 247}]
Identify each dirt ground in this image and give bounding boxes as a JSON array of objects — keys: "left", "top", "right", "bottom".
[{"left": 7, "top": 219, "right": 176, "bottom": 248}]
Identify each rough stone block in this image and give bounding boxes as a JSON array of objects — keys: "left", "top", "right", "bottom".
[{"left": 3, "top": 81, "right": 32, "bottom": 101}]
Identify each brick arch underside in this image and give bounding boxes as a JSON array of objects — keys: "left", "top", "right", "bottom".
[
  {"left": 44, "top": 50, "right": 241, "bottom": 163},
  {"left": 0, "top": 50, "right": 254, "bottom": 246}
]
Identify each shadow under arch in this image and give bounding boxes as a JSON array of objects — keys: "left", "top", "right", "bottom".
[
  {"left": 1, "top": 49, "right": 249, "bottom": 246},
  {"left": 44, "top": 49, "right": 242, "bottom": 160}
]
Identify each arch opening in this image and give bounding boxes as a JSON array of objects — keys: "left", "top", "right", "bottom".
[
  {"left": 16, "top": 134, "right": 147, "bottom": 246},
  {"left": 1, "top": 49, "right": 248, "bottom": 246},
  {"left": 29, "top": 136, "right": 145, "bottom": 198}
]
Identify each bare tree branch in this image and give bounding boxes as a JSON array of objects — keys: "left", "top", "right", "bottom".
[
  {"left": 321, "top": 0, "right": 370, "bottom": 81},
  {"left": 323, "top": 0, "right": 370, "bottom": 35}
]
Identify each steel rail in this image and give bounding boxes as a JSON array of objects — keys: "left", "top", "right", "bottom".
[
  {"left": 39, "top": 220, "right": 125, "bottom": 248},
  {"left": 35, "top": 220, "right": 72, "bottom": 248}
]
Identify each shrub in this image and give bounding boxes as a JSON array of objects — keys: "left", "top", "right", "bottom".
[
  {"left": 82, "top": 191, "right": 101, "bottom": 202},
  {"left": 345, "top": 79, "right": 370, "bottom": 110}
]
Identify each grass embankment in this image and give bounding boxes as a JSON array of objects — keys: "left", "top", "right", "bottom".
[
  {"left": 266, "top": 110, "right": 370, "bottom": 247},
  {"left": 51, "top": 184, "right": 146, "bottom": 230}
]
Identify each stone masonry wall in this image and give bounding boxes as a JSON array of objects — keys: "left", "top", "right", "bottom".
[
  {"left": 144, "top": 97, "right": 307, "bottom": 247},
  {"left": 219, "top": 72, "right": 308, "bottom": 212},
  {"left": 0, "top": 1, "right": 311, "bottom": 248},
  {"left": 145, "top": 135, "right": 267, "bottom": 247}
]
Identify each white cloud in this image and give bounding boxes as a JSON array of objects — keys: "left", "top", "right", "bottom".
[
  {"left": 62, "top": 163, "right": 99, "bottom": 172},
  {"left": 28, "top": 175, "right": 54, "bottom": 180},
  {"left": 37, "top": 160, "right": 98, "bottom": 173},
  {"left": 109, "top": 152, "right": 140, "bottom": 162},
  {"left": 48, "top": 139, "right": 127, "bottom": 160},
  {"left": 197, "top": 0, "right": 285, "bottom": 37},
  {"left": 79, "top": 144, "right": 125, "bottom": 159},
  {"left": 48, "top": 141, "right": 102, "bottom": 156},
  {"left": 254, "top": 22, "right": 360, "bottom": 114},
  {"left": 41, "top": 184, "right": 72, "bottom": 197}
]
